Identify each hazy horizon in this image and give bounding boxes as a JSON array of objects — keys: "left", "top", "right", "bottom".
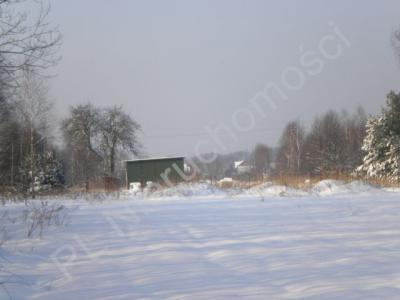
[{"left": 48, "top": 0, "right": 400, "bottom": 157}]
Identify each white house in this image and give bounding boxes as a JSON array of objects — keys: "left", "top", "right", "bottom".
[{"left": 234, "top": 160, "right": 252, "bottom": 175}]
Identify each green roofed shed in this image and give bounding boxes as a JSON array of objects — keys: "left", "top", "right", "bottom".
[{"left": 125, "top": 157, "right": 185, "bottom": 188}]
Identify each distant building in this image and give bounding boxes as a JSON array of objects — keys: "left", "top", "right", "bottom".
[
  {"left": 125, "top": 157, "right": 185, "bottom": 189},
  {"left": 234, "top": 161, "right": 244, "bottom": 169},
  {"left": 234, "top": 160, "right": 253, "bottom": 175}
]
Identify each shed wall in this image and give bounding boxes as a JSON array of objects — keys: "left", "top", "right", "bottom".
[{"left": 126, "top": 158, "right": 184, "bottom": 187}]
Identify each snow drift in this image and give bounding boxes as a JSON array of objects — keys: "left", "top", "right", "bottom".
[
  {"left": 126, "top": 182, "right": 226, "bottom": 198},
  {"left": 310, "top": 180, "right": 383, "bottom": 196},
  {"left": 125, "top": 180, "right": 388, "bottom": 199}
]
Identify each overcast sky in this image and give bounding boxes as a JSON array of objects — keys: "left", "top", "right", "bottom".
[{"left": 48, "top": 0, "right": 400, "bottom": 157}]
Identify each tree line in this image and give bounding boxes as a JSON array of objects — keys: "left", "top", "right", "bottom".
[
  {"left": 276, "top": 107, "right": 367, "bottom": 177},
  {"left": 207, "top": 95, "right": 400, "bottom": 184},
  {"left": 194, "top": 107, "right": 367, "bottom": 181}
]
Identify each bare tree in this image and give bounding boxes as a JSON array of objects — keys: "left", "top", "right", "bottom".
[
  {"left": 277, "top": 121, "right": 305, "bottom": 175},
  {"left": 392, "top": 27, "right": 400, "bottom": 66},
  {"left": 0, "top": 89, "right": 15, "bottom": 186},
  {"left": 0, "top": 0, "right": 61, "bottom": 87},
  {"left": 61, "top": 104, "right": 102, "bottom": 190},
  {"left": 206, "top": 154, "right": 224, "bottom": 183},
  {"left": 99, "top": 106, "right": 141, "bottom": 175},
  {"left": 252, "top": 144, "right": 270, "bottom": 179},
  {"left": 302, "top": 110, "right": 347, "bottom": 176},
  {"left": 343, "top": 106, "right": 367, "bottom": 171}
]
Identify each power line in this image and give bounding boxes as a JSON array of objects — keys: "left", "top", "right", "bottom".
[{"left": 143, "top": 127, "right": 282, "bottom": 139}]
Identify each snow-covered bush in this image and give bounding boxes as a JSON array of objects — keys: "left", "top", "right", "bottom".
[
  {"left": 20, "top": 151, "right": 65, "bottom": 194},
  {"left": 36, "top": 151, "right": 65, "bottom": 189}
]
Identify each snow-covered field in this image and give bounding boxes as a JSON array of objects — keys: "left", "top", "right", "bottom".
[{"left": 1, "top": 181, "right": 400, "bottom": 299}]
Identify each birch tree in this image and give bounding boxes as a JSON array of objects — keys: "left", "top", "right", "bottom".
[
  {"left": 277, "top": 121, "right": 305, "bottom": 175},
  {"left": 15, "top": 70, "right": 53, "bottom": 197}
]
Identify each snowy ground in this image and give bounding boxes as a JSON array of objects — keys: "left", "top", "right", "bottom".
[{"left": 1, "top": 182, "right": 400, "bottom": 299}]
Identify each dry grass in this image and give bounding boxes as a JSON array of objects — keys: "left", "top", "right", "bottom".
[
  {"left": 361, "top": 177, "right": 400, "bottom": 188},
  {"left": 271, "top": 174, "right": 400, "bottom": 189}
]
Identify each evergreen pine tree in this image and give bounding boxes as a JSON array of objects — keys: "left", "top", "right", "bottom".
[{"left": 357, "top": 91, "right": 400, "bottom": 181}]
